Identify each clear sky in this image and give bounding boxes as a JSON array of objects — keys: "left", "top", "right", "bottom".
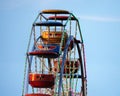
[{"left": 0, "top": 0, "right": 120, "bottom": 96}]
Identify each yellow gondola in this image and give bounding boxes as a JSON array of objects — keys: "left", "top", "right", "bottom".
[{"left": 41, "top": 31, "right": 68, "bottom": 44}]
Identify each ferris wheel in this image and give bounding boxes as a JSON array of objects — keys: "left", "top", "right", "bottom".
[{"left": 22, "top": 9, "right": 87, "bottom": 96}]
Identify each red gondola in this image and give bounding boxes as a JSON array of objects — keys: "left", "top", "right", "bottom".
[
  {"left": 48, "top": 16, "right": 76, "bottom": 20},
  {"left": 29, "top": 73, "right": 55, "bottom": 88}
]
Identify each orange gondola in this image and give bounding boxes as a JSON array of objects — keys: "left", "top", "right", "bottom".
[
  {"left": 42, "top": 9, "right": 69, "bottom": 14},
  {"left": 29, "top": 73, "right": 55, "bottom": 88}
]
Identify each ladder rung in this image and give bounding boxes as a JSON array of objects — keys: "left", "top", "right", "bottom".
[{"left": 63, "top": 74, "right": 81, "bottom": 78}]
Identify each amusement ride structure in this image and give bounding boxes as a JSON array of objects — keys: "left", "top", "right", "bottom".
[{"left": 22, "top": 9, "right": 87, "bottom": 96}]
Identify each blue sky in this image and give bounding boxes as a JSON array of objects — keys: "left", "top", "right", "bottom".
[{"left": 0, "top": 0, "right": 120, "bottom": 96}]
